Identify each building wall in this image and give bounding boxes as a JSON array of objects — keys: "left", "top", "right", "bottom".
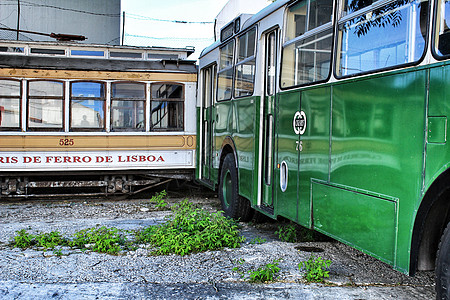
[{"left": 0, "top": 0, "right": 120, "bottom": 45}]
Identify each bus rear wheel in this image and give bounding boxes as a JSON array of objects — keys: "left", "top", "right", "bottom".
[
  {"left": 219, "top": 153, "right": 254, "bottom": 222},
  {"left": 436, "top": 221, "right": 450, "bottom": 300}
]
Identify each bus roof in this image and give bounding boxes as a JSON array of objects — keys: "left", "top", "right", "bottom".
[{"left": 199, "top": 0, "right": 292, "bottom": 59}]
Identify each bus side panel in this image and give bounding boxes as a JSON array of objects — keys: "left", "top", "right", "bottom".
[
  {"left": 312, "top": 181, "right": 397, "bottom": 264},
  {"left": 330, "top": 71, "right": 426, "bottom": 272},
  {"left": 298, "top": 86, "right": 331, "bottom": 228},
  {"left": 425, "top": 65, "right": 450, "bottom": 186},
  {"left": 214, "top": 100, "right": 233, "bottom": 167},
  {"left": 235, "top": 97, "right": 257, "bottom": 201},
  {"left": 275, "top": 90, "right": 300, "bottom": 221}
]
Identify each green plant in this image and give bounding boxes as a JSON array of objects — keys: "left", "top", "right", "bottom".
[
  {"left": 136, "top": 199, "right": 244, "bottom": 256},
  {"left": 149, "top": 190, "right": 168, "bottom": 210},
  {"left": 298, "top": 255, "right": 332, "bottom": 283},
  {"left": 247, "top": 260, "right": 281, "bottom": 283},
  {"left": 275, "top": 223, "right": 297, "bottom": 243},
  {"left": 35, "top": 231, "right": 68, "bottom": 250},
  {"left": 249, "top": 237, "right": 267, "bottom": 244},
  {"left": 70, "top": 226, "right": 128, "bottom": 255},
  {"left": 11, "top": 229, "right": 35, "bottom": 249}
]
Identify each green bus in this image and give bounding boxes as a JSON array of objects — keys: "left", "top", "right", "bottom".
[{"left": 196, "top": 0, "right": 450, "bottom": 297}]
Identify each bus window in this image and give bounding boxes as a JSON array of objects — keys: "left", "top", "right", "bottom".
[
  {"left": 28, "top": 80, "right": 64, "bottom": 130},
  {"left": 435, "top": 0, "right": 450, "bottom": 56},
  {"left": 235, "top": 27, "right": 257, "bottom": 98},
  {"left": 70, "top": 81, "right": 106, "bottom": 130},
  {"left": 217, "top": 40, "right": 235, "bottom": 101},
  {"left": 337, "top": 0, "right": 428, "bottom": 77},
  {"left": 282, "top": 0, "right": 333, "bottom": 88},
  {"left": 150, "top": 83, "right": 184, "bottom": 131},
  {"left": 0, "top": 79, "right": 20, "bottom": 129},
  {"left": 111, "top": 82, "right": 146, "bottom": 131}
]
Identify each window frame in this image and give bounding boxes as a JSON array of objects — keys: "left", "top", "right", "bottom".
[
  {"left": 234, "top": 26, "right": 258, "bottom": 99},
  {"left": 432, "top": 0, "right": 450, "bottom": 59},
  {"left": 280, "top": 0, "right": 334, "bottom": 90},
  {"left": 0, "top": 78, "right": 22, "bottom": 131},
  {"left": 334, "top": 0, "right": 430, "bottom": 79},
  {"left": 110, "top": 81, "right": 146, "bottom": 132},
  {"left": 217, "top": 39, "right": 236, "bottom": 102},
  {"left": 27, "top": 79, "right": 65, "bottom": 132},
  {"left": 69, "top": 80, "right": 106, "bottom": 132},
  {"left": 150, "top": 82, "right": 185, "bottom": 132}
]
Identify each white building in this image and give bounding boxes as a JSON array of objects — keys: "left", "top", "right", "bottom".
[{"left": 0, "top": 0, "right": 120, "bottom": 45}]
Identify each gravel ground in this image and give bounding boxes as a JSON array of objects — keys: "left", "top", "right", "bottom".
[{"left": 0, "top": 190, "right": 437, "bottom": 299}]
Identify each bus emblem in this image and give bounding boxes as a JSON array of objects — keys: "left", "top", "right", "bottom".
[{"left": 293, "top": 111, "right": 306, "bottom": 135}]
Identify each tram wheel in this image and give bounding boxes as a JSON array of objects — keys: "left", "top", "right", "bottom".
[
  {"left": 436, "top": 221, "right": 450, "bottom": 300},
  {"left": 218, "top": 154, "right": 254, "bottom": 222}
]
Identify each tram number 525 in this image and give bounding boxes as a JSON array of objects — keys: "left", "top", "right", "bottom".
[{"left": 59, "top": 138, "right": 74, "bottom": 146}]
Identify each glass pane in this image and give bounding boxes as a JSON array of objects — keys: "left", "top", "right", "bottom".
[
  {"left": 0, "top": 80, "right": 20, "bottom": 96},
  {"left": 308, "top": 0, "right": 333, "bottom": 30},
  {"left": 217, "top": 68, "right": 234, "bottom": 101},
  {"left": 235, "top": 60, "right": 256, "bottom": 97},
  {"left": 151, "top": 101, "right": 184, "bottom": 130},
  {"left": 337, "top": 0, "right": 428, "bottom": 76},
  {"left": 0, "top": 98, "right": 20, "bottom": 128},
  {"left": 219, "top": 40, "right": 235, "bottom": 70},
  {"left": 71, "top": 50, "right": 104, "bottom": 57},
  {"left": 112, "top": 82, "right": 146, "bottom": 99},
  {"left": 28, "top": 99, "right": 62, "bottom": 128},
  {"left": 435, "top": 0, "right": 450, "bottom": 56},
  {"left": 151, "top": 84, "right": 183, "bottom": 99},
  {"left": 286, "top": 0, "right": 308, "bottom": 40},
  {"left": 71, "top": 99, "right": 104, "bottom": 128},
  {"left": 71, "top": 82, "right": 105, "bottom": 98},
  {"left": 111, "top": 100, "right": 145, "bottom": 130},
  {"left": 29, "top": 81, "right": 63, "bottom": 97},
  {"left": 281, "top": 29, "right": 332, "bottom": 87},
  {"left": 238, "top": 28, "right": 256, "bottom": 61}
]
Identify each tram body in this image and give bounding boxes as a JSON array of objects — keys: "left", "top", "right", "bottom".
[{"left": 0, "top": 41, "right": 197, "bottom": 197}]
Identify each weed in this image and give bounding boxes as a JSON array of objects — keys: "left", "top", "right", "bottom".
[
  {"left": 298, "top": 254, "right": 332, "bottom": 283},
  {"left": 70, "top": 226, "right": 127, "bottom": 255},
  {"left": 137, "top": 199, "right": 244, "bottom": 256},
  {"left": 247, "top": 260, "right": 281, "bottom": 283},
  {"left": 11, "top": 229, "right": 35, "bottom": 249},
  {"left": 275, "top": 223, "right": 297, "bottom": 243},
  {"left": 149, "top": 190, "right": 168, "bottom": 210},
  {"left": 35, "top": 231, "right": 68, "bottom": 250},
  {"left": 249, "top": 237, "right": 267, "bottom": 244}
]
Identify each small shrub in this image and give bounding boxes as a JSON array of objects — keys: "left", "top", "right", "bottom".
[
  {"left": 137, "top": 199, "right": 244, "bottom": 256},
  {"left": 275, "top": 223, "right": 297, "bottom": 243},
  {"left": 149, "top": 190, "right": 168, "bottom": 210},
  {"left": 298, "top": 255, "right": 332, "bottom": 283},
  {"left": 70, "top": 226, "right": 127, "bottom": 255},
  {"left": 249, "top": 237, "right": 267, "bottom": 244},
  {"left": 11, "top": 229, "right": 35, "bottom": 249},
  {"left": 35, "top": 231, "right": 68, "bottom": 250},
  {"left": 247, "top": 260, "right": 281, "bottom": 283}
]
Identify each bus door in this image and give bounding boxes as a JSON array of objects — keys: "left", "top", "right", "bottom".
[
  {"left": 261, "top": 29, "right": 277, "bottom": 208},
  {"left": 200, "top": 65, "right": 216, "bottom": 182}
]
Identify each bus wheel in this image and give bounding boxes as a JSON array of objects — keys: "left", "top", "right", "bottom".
[
  {"left": 436, "top": 221, "right": 450, "bottom": 300},
  {"left": 219, "top": 154, "right": 254, "bottom": 222}
]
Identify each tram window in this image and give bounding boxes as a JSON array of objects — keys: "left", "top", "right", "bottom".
[
  {"left": 70, "top": 81, "right": 105, "bottom": 130},
  {"left": 235, "top": 28, "right": 256, "bottom": 98},
  {"left": 28, "top": 80, "right": 63, "bottom": 130},
  {"left": 218, "top": 40, "right": 235, "bottom": 101},
  {"left": 343, "top": 0, "right": 378, "bottom": 14},
  {"left": 111, "top": 82, "right": 146, "bottom": 131},
  {"left": 435, "top": 0, "right": 450, "bottom": 56},
  {"left": 337, "top": 0, "right": 428, "bottom": 77},
  {"left": 0, "top": 80, "right": 20, "bottom": 129},
  {"left": 150, "top": 83, "right": 184, "bottom": 131}
]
